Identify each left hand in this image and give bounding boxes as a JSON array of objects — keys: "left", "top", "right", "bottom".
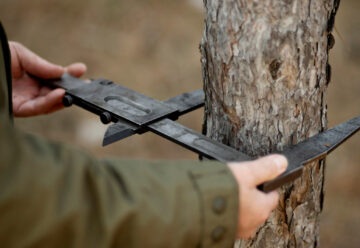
[{"left": 10, "top": 41, "right": 87, "bottom": 117}]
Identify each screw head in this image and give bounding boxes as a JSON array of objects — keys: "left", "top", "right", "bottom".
[
  {"left": 62, "top": 94, "right": 73, "bottom": 107},
  {"left": 100, "top": 112, "right": 112, "bottom": 124}
]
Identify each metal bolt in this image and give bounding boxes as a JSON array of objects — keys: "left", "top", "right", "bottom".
[
  {"left": 100, "top": 112, "right": 112, "bottom": 124},
  {"left": 63, "top": 94, "right": 73, "bottom": 107}
]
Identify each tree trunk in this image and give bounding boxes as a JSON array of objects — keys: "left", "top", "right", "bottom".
[{"left": 200, "top": 0, "right": 340, "bottom": 247}]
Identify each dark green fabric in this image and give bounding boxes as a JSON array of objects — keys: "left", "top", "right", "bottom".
[
  {"left": 0, "top": 22, "right": 239, "bottom": 248},
  {"left": 0, "top": 22, "right": 12, "bottom": 118}
]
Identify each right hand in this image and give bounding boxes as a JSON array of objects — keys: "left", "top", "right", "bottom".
[{"left": 227, "top": 154, "right": 288, "bottom": 239}]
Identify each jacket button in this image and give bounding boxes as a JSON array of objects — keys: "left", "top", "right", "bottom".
[
  {"left": 211, "top": 226, "right": 225, "bottom": 242},
  {"left": 212, "top": 196, "right": 226, "bottom": 214}
]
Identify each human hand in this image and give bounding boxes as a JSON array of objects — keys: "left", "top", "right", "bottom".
[
  {"left": 227, "top": 154, "right": 288, "bottom": 239},
  {"left": 10, "top": 41, "right": 87, "bottom": 117}
]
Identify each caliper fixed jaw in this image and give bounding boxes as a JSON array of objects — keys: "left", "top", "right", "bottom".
[{"left": 259, "top": 115, "right": 360, "bottom": 192}]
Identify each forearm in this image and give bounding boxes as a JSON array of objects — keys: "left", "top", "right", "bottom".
[{"left": 0, "top": 119, "right": 238, "bottom": 248}]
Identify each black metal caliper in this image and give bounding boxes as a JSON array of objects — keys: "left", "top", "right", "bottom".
[{"left": 42, "top": 73, "right": 360, "bottom": 193}]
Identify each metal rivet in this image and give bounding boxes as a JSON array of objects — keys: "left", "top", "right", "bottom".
[
  {"left": 211, "top": 226, "right": 225, "bottom": 242},
  {"left": 100, "top": 112, "right": 112, "bottom": 124},
  {"left": 62, "top": 94, "right": 73, "bottom": 107},
  {"left": 212, "top": 196, "right": 226, "bottom": 214}
]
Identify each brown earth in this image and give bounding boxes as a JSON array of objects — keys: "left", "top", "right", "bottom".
[{"left": 0, "top": 0, "right": 359, "bottom": 246}]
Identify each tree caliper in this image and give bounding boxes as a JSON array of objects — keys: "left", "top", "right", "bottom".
[{"left": 43, "top": 73, "right": 360, "bottom": 192}]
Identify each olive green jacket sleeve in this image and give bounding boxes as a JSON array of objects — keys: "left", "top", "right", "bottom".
[{"left": 0, "top": 22, "right": 239, "bottom": 248}]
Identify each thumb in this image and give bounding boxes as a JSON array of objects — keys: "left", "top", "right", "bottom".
[
  {"left": 249, "top": 154, "right": 288, "bottom": 185},
  {"left": 10, "top": 42, "right": 64, "bottom": 79}
]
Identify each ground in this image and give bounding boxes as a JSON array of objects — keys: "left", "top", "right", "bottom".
[{"left": 0, "top": 0, "right": 359, "bottom": 246}]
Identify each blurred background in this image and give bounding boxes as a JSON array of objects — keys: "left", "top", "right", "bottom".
[{"left": 0, "top": 0, "right": 359, "bottom": 246}]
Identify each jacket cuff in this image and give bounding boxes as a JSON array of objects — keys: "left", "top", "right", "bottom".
[{"left": 189, "top": 162, "right": 238, "bottom": 248}]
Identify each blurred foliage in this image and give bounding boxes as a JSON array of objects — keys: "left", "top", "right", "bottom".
[{"left": 0, "top": 0, "right": 359, "bottom": 246}]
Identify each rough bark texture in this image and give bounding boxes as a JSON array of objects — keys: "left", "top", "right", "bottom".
[{"left": 200, "top": 0, "right": 340, "bottom": 247}]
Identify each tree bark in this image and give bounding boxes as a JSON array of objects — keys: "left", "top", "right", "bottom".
[{"left": 200, "top": 0, "right": 340, "bottom": 247}]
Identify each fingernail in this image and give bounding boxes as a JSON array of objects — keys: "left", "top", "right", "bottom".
[{"left": 274, "top": 155, "right": 287, "bottom": 173}]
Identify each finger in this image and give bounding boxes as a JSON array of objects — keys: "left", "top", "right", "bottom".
[
  {"left": 261, "top": 191, "right": 279, "bottom": 212},
  {"left": 36, "top": 88, "right": 66, "bottom": 114},
  {"left": 238, "top": 228, "right": 257, "bottom": 239},
  {"left": 248, "top": 155, "right": 288, "bottom": 185},
  {"left": 45, "top": 102, "right": 65, "bottom": 114},
  {"left": 39, "top": 86, "right": 52, "bottom": 96},
  {"left": 10, "top": 42, "right": 64, "bottom": 79},
  {"left": 252, "top": 191, "right": 279, "bottom": 224},
  {"left": 38, "top": 87, "right": 65, "bottom": 112},
  {"left": 10, "top": 42, "right": 23, "bottom": 78},
  {"left": 65, "top": 62, "right": 87, "bottom": 78},
  {"left": 16, "top": 89, "right": 65, "bottom": 117}
]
